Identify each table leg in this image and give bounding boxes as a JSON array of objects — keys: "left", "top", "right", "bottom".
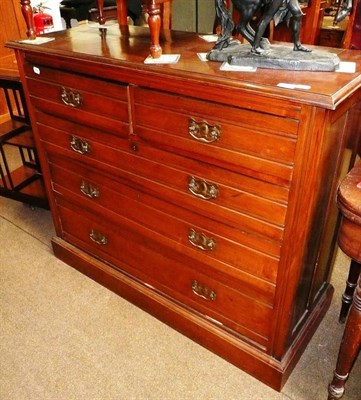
[
  {"left": 20, "top": 0, "right": 36, "bottom": 39},
  {"left": 339, "top": 260, "right": 361, "bottom": 323},
  {"left": 96, "top": 0, "right": 106, "bottom": 24},
  {"left": 328, "top": 274, "right": 361, "bottom": 399},
  {"left": 147, "top": 1, "right": 162, "bottom": 58},
  {"left": 116, "top": 0, "right": 128, "bottom": 26}
]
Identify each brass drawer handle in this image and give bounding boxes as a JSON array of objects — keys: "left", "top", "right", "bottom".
[
  {"left": 188, "top": 176, "right": 218, "bottom": 200},
  {"left": 61, "top": 87, "right": 83, "bottom": 108},
  {"left": 188, "top": 228, "right": 216, "bottom": 251},
  {"left": 89, "top": 229, "right": 108, "bottom": 245},
  {"left": 192, "top": 280, "right": 217, "bottom": 301},
  {"left": 80, "top": 181, "right": 100, "bottom": 199},
  {"left": 70, "top": 135, "right": 91, "bottom": 155},
  {"left": 188, "top": 118, "right": 221, "bottom": 143}
]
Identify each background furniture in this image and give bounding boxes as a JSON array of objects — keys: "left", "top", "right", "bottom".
[
  {"left": 20, "top": 0, "right": 171, "bottom": 58},
  {"left": 0, "top": 0, "right": 27, "bottom": 123},
  {"left": 341, "top": 0, "right": 361, "bottom": 49},
  {"left": 339, "top": 259, "right": 361, "bottom": 322},
  {"left": 96, "top": 0, "right": 172, "bottom": 57},
  {"left": 0, "top": 62, "right": 47, "bottom": 209},
  {"left": 60, "top": 0, "right": 117, "bottom": 29},
  {"left": 328, "top": 161, "right": 361, "bottom": 400},
  {"left": 89, "top": 1, "right": 118, "bottom": 25},
  {"left": 9, "top": 26, "right": 361, "bottom": 390},
  {"left": 249, "top": 0, "right": 326, "bottom": 46},
  {"left": 88, "top": 0, "right": 171, "bottom": 30}
]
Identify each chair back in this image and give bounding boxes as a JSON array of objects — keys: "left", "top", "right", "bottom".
[{"left": 0, "top": 80, "right": 29, "bottom": 124}]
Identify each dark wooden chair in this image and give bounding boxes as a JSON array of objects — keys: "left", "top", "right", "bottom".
[
  {"left": 328, "top": 161, "right": 361, "bottom": 400},
  {"left": 0, "top": 71, "right": 48, "bottom": 209}
]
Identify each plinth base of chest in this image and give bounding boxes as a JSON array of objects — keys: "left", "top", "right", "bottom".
[{"left": 51, "top": 237, "right": 333, "bottom": 391}]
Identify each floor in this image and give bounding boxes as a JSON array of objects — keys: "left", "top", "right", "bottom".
[{"left": 0, "top": 148, "right": 360, "bottom": 400}]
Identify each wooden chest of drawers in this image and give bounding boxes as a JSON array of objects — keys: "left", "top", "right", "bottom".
[{"left": 8, "top": 26, "right": 361, "bottom": 390}]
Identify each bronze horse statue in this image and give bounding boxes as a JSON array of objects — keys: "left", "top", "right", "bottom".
[{"left": 214, "top": 0, "right": 311, "bottom": 54}]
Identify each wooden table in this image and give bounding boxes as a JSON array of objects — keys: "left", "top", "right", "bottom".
[
  {"left": 19, "top": 0, "right": 172, "bottom": 58},
  {"left": 328, "top": 161, "right": 361, "bottom": 399},
  {"left": 97, "top": 0, "right": 172, "bottom": 58}
]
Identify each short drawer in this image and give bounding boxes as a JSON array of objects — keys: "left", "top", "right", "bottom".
[
  {"left": 24, "top": 63, "right": 129, "bottom": 136},
  {"left": 36, "top": 112, "right": 129, "bottom": 149},
  {"left": 57, "top": 199, "right": 273, "bottom": 349},
  {"left": 133, "top": 88, "right": 298, "bottom": 186},
  {"left": 49, "top": 156, "right": 280, "bottom": 291},
  {"left": 38, "top": 117, "right": 287, "bottom": 243}
]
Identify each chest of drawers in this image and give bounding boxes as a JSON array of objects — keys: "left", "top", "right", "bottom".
[{"left": 8, "top": 26, "right": 361, "bottom": 390}]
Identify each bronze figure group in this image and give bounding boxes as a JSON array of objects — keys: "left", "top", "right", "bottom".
[{"left": 214, "top": 0, "right": 353, "bottom": 55}]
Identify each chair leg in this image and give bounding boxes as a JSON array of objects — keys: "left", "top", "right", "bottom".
[
  {"left": 328, "top": 274, "right": 361, "bottom": 399},
  {"left": 0, "top": 145, "right": 14, "bottom": 189},
  {"left": 339, "top": 260, "right": 361, "bottom": 323}
]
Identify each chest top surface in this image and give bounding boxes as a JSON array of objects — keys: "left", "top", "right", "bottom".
[{"left": 7, "top": 25, "right": 361, "bottom": 109}]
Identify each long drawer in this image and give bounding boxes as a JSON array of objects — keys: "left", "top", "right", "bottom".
[
  {"left": 49, "top": 155, "right": 279, "bottom": 291},
  {"left": 133, "top": 87, "right": 298, "bottom": 186},
  {"left": 24, "top": 63, "right": 129, "bottom": 136},
  {"left": 37, "top": 114, "right": 287, "bottom": 243},
  {"left": 56, "top": 197, "right": 274, "bottom": 350}
]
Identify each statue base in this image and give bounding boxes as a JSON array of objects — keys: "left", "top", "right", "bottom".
[{"left": 207, "top": 41, "right": 340, "bottom": 71}]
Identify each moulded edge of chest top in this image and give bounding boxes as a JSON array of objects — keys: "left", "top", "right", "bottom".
[
  {"left": 15, "top": 49, "right": 309, "bottom": 119},
  {"left": 8, "top": 35, "right": 361, "bottom": 113}
]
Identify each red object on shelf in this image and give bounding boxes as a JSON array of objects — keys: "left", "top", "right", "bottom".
[{"left": 33, "top": 12, "right": 53, "bottom": 35}]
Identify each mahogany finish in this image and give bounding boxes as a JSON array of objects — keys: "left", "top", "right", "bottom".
[
  {"left": 342, "top": 0, "right": 361, "bottom": 50},
  {"left": 337, "top": 161, "right": 361, "bottom": 264},
  {"left": 19, "top": 0, "right": 36, "bottom": 40},
  {"left": 328, "top": 161, "right": 361, "bottom": 400},
  {"left": 338, "top": 260, "right": 361, "bottom": 322},
  {"left": 96, "top": 0, "right": 172, "bottom": 58},
  {"left": 19, "top": 0, "right": 171, "bottom": 58},
  {"left": 7, "top": 27, "right": 361, "bottom": 390}
]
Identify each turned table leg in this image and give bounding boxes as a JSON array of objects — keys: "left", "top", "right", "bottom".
[
  {"left": 328, "top": 274, "right": 361, "bottom": 399},
  {"left": 97, "top": 0, "right": 163, "bottom": 58},
  {"left": 147, "top": 1, "right": 162, "bottom": 58},
  {"left": 339, "top": 260, "right": 361, "bottom": 323},
  {"left": 19, "top": 0, "right": 36, "bottom": 39},
  {"left": 116, "top": 0, "right": 128, "bottom": 26},
  {"left": 96, "top": 0, "right": 106, "bottom": 25}
]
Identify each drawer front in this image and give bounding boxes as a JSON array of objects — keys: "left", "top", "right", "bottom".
[
  {"left": 24, "top": 63, "right": 129, "bottom": 135},
  {"left": 56, "top": 199, "right": 273, "bottom": 348},
  {"left": 36, "top": 112, "right": 129, "bottom": 150},
  {"left": 37, "top": 116, "right": 287, "bottom": 243},
  {"left": 49, "top": 156, "right": 280, "bottom": 294},
  {"left": 133, "top": 87, "right": 298, "bottom": 186}
]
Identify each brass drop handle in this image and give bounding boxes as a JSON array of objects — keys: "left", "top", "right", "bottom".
[
  {"left": 61, "top": 87, "right": 83, "bottom": 108},
  {"left": 80, "top": 181, "right": 100, "bottom": 199},
  {"left": 89, "top": 229, "right": 108, "bottom": 245},
  {"left": 192, "top": 280, "right": 217, "bottom": 301},
  {"left": 188, "top": 118, "right": 221, "bottom": 143},
  {"left": 70, "top": 135, "right": 91, "bottom": 155},
  {"left": 188, "top": 176, "right": 218, "bottom": 200},
  {"left": 188, "top": 228, "right": 216, "bottom": 251}
]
